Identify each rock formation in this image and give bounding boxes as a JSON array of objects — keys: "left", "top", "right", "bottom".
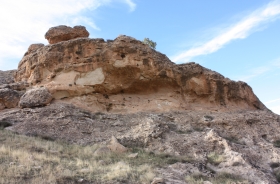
[
  {"left": 14, "top": 25, "right": 265, "bottom": 113},
  {"left": 45, "top": 25, "right": 89, "bottom": 44},
  {"left": 0, "top": 25, "right": 279, "bottom": 183}
]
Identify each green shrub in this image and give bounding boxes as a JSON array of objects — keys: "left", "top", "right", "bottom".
[{"left": 143, "top": 38, "right": 157, "bottom": 49}]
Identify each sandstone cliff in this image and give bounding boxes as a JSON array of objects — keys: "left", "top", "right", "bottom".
[{"left": 14, "top": 26, "right": 265, "bottom": 113}]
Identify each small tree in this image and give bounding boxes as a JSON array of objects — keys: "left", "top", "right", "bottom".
[{"left": 143, "top": 38, "right": 157, "bottom": 49}]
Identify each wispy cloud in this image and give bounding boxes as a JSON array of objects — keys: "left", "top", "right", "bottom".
[
  {"left": 172, "top": 0, "right": 280, "bottom": 63},
  {"left": 236, "top": 66, "right": 271, "bottom": 82},
  {"left": 266, "top": 98, "right": 280, "bottom": 104},
  {"left": 123, "top": 0, "right": 137, "bottom": 12},
  {"left": 0, "top": 0, "right": 136, "bottom": 70},
  {"left": 234, "top": 56, "right": 280, "bottom": 82}
]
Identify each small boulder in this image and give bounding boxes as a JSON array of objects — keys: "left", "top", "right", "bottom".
[
  {"left": 45, "top": 25, "right": 89, "bottom": 44},
  {"left": 107, "top": 136, "right": 128, "bottom": 153},
  {"left": 19, "top": 87, "right": 53, "bottom": 108},
  {"left": 0, "top": 88, "right": 22, "bottom": 109}
]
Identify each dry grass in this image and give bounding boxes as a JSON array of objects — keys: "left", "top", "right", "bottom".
[
  {"left": 185, "top": 173, "right": 249, "bottom": 184},
  {"left": 0, "top": 129, "right": 191, "bottom": 184},
  {"left": 207, "top": 152, "right": 225, "bottom": 166}
]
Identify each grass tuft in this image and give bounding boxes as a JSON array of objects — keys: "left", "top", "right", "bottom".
[
  {"left": 185, "top": 172, "right": 249, "bottom": 184},
  {"left": 207, "top": 152, "right": 224, "bottom": 166}
]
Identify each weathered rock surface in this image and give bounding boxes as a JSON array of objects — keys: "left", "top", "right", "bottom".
[
  {"left": 0, "top": 88, "right": 22, "bottom": 110},
  {"left": 45, "top": 25, "right": 89, "bottom": 44},
  {"left": 26, "top": 43, "right": 44, "bottom": 55},
  {"left": 0, "top": 82, "right": 29, "bottom": 91},
  {"left": 0, "top": 103, "right": 279, "bottom": 183},
  {"left": 19, "top": 87, "right": 53, "bottom": 108},
  {"left": 0, "top": 70, "right": 16, "bottom": 85},
  {"left": 15, "top": 34, "right": 265, "bottom": 113}
]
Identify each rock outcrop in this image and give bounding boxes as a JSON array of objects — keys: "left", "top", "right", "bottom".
[
  {"left": 45, "top": 25, "right": 89, "bottom": 44},
  {"left": 14, "top": 28, "right": 265, "bottom": 113}
]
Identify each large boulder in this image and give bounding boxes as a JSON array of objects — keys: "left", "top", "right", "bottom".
[
  {"left": 19, "top": 87, "right": 53, "bottom": 108},
  {"left": 45, "top": 25, "right": 89, "bottom": 44},
  {"left": 0, "top": 88, "right": 22, "bottom": 110}
]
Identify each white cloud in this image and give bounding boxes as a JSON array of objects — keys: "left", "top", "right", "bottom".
[
  {"left": 123, "top": 0, "right": 136, "bottom": 12},
  {"left": 172, "top": 0, "right": 280, "bottom": 63},
  {"left": 0, "top": 0, "right": 136, "bottom": 70},
  {"left": 268, "top": 105, "right": 280, "bottom": 115}
]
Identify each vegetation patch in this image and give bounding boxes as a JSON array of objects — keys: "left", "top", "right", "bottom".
[
  {"left": 207, "top": 152, "right": 225, "bottom": 166},
  {"left": 185, "top": 173, "right": 249, "bottom": 184},
  {"left": 0, "top": 129, "right": 193, "bottom": 184}
]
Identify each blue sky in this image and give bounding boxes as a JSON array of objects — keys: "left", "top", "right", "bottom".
[{"left": 0, "top": 0, "right": 280, "bottom": 114}]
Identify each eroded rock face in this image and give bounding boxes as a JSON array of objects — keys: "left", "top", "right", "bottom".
[
  {"left": 19, "top": 87, "right": 53, "bottom": 108},
  {"left": 45, "top": 25, "right": 89, "bottom": 44},
  {"left": 14, "top": 34, "right": 266, "bottom": 112}
]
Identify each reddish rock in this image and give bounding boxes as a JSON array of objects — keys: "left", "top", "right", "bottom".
[{"left": 45, "top": 25, "right": 89, "bottom": 44}]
